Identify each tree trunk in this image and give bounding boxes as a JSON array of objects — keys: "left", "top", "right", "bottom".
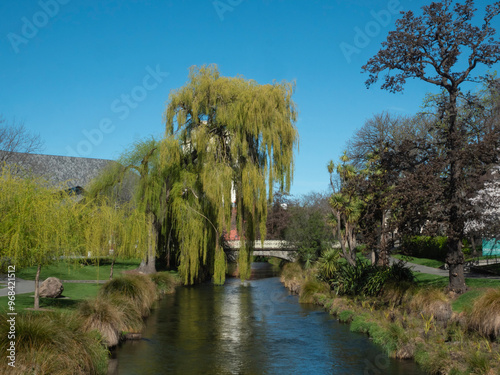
[
  {"left": 446, "top": 238, "right": 467, "bottom": 294},
  {"left": 109, "top": 257, "right": 116, "bottom": 280},
  {"left": 341, "top": 230, "right": 357, "bottom": 267},
  {"left": 377, "top": 213, "right": 389, "bottom": 267},
  {"left": 470, "top": 236, "right": 478, "bottom": 258},
  {"left": 445, "top": 91, "right": 467, "bottom": 294},
  {"left": 137, "top": 220, "right": 157, "bottom": 274},
  {"left": 34, "top": 264, "right": 41, "bottom": 310}
]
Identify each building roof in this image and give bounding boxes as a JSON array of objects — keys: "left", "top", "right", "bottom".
[{"left": 0, "top": 151, "right": 115, "bottom": 189}]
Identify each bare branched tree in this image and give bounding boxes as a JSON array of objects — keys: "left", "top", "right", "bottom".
[{"left": 0, "top": 117, "right": 44, "bottom": 163}]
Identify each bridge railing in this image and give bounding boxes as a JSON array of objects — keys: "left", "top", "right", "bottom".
[{"left": 226, "top": 240, "right": 341, "bottom": 250}]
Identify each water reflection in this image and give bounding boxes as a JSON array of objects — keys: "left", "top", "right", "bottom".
[{"left": 110, "top": 263, "right": 425, "bottom": 375}]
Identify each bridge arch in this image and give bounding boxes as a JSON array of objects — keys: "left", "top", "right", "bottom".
[{"left": 225, "top": 240, "right": 298, "bottom": 262}]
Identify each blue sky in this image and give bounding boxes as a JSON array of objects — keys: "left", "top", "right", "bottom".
[{"left": 1, "top": 0, "right": 498, "bottom": 196}]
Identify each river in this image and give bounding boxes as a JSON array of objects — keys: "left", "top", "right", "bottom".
[{"left": 109, "top": 263, "right": 425, "bottom": 375}]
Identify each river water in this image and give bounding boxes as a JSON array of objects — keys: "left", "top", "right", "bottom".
[{"left": 109, "top": 263, "right": 425, "bottom": 375}]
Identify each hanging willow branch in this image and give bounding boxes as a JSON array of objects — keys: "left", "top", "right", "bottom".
[{"left": 164, "top": 64, "right": 299, "bottom": 284}]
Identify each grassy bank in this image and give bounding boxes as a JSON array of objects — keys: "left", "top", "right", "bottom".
[
  {"left": 17, "top": 258, "right": 141, "bottom": 281},
  {"left": 280, "top": 262, "right": 500, "bottom": 375},
  {"left": 0, "top": 270, "right": 180, "bottom": 374}
]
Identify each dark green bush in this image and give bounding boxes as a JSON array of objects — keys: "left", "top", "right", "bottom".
[
  {"left": 331, "top": 260, "right": 415, "bottom": 297},
  {"left": 401, "top": 236, "right": 448, "bottom": 261}
]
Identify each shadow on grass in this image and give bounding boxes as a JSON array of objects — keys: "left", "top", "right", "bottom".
[{"left": 41, "top": 296, "right": 80, "bottom": 310}]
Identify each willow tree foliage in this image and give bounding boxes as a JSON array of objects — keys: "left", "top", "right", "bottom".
[
  {"left": 80, "top": 198, "right": 149, "bottom": 279},
  {"left": 87, "top": 138, "right": 168, "bottom": 275},
  {"left": 0, "top": 166, "right": 75, "bottom": 309},
  {"left": 0, "top": 163, "right": 150, "bottom": 309},
  {"left": 164, "top": 65, "right": 298, "bottom": 284}
]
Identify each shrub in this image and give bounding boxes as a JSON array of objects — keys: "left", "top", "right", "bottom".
[
  {"left": 99, "top": 273, "right": 157, "bottom": 317},
  {"left": 331, "top": 261, "right": 415, "bottom": 297},
  {"left": 150, "top": 272, "right": 181, "bottom": 295},
  {"left": 401, "top": 236, "right": 448, "bottom": 261},
  {"left": 330, "top": 262, "right": 367, "bottom": 296},
  {"left": 316, "top": 248, "right": 341, "bottom": 281},
  {"left": 338, "top": 309, "right": 355, "bottom": 323},
  {"left": 0, "top": 312, "right": 108, "bottom": 374},
  {"left": 299, "top": 277, "right": 330, "bottom": 303},
  {"left": 467, "top": 288, "right": 500, "bottom": 338}
]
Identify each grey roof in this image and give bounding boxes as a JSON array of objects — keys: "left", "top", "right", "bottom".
[{"left": 1, "top": 151, "right": 115, "bottom": 189}]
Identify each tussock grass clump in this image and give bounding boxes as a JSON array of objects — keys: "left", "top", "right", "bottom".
[
  {"left": 467, "top": 288, "right": 500, "bottom": 338},
  {"left": 99, "top": 273, "right": 157, "bottom": 317},
  {"left": 77, "top": 296, "right": 143, "bottom": 347},
  {"left": 299, "top": 277, "right": 330, "bottom": 304},
  {"left": 0, "top": 312, "right": 108, "bottom": 375},
  {"left": 381, "top": 280, "right": 415, "bottom": 307},
  {"left": 150, "top": 272, "right": 181, "bottom": 295},
  {"left": 408, "top": 288, "right": 452, "bottom": 322},
  {"left": 78, "top": 297, "right": 122, "bottom": 347},
  {"left": 280, "top": 262, "right": 305, "bottom": 294}
]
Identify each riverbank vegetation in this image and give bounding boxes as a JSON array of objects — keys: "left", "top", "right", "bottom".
[
  {"left": 280, "top": 259, "right": 500, "bottom": 375},
  {"left": 0, "top": 271, "right": 180, "bottom": 375}
]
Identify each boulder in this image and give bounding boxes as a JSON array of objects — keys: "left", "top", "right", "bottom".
[{"left": 39, "top": 277, "right": 64, "bottom": 298}]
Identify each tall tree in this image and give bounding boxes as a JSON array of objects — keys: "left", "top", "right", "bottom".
[
  {"left": 0, "top": 167, "right": 71, "bottom": 309},
  {"left": 347, "top": 113, "right": 435, "bottom": 266},
  {"left": 284, "top": 192, "right": 333, "bottom": 268},
  {"left": 362, "top": 0, "right": 500, "bottom": 293},
  {"left": 328, "top": 153, "right": 364, "bottom": 267},
  {"left": 265, "top": 192, "right": 292, "bottom": 241},
  {"left": 87, "top": 138, "right": 170, "bottom": 275},
  {"left": 165, "top": 65, "right": 298, "bottom": 283}
]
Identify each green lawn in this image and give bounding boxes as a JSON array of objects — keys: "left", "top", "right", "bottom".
[
  {"left": 0, "top": 282, "right": 101, "bottom": 313},
  {"left": 393, "top": 254, "right": 444, "bottom": 268},
  {"left": 17, "top": 258, "right": 141, "bottom": 281},
  {"left": 414, "top": 273, "right": 500, "bottom": 313}
]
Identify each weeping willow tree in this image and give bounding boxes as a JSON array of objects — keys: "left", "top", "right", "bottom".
[
  {"left": 87, "top": 138, "right": 171, "bottom": 274},
  {"left": 164, "top": 64, "right": 298, "bottom": 284},
  {"left": 0, "top": 166, "right": 75, "bottom": 309},
  {"left": 80, "top": 198, "right": 149, "bottom": 279},
  {"left": 0, "top": 163, "right": 150, "bottom": 309}
]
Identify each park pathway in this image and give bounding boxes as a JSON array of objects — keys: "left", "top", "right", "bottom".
[{"left": 389, "top": 257, "right": 500, "bottom": 280}]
